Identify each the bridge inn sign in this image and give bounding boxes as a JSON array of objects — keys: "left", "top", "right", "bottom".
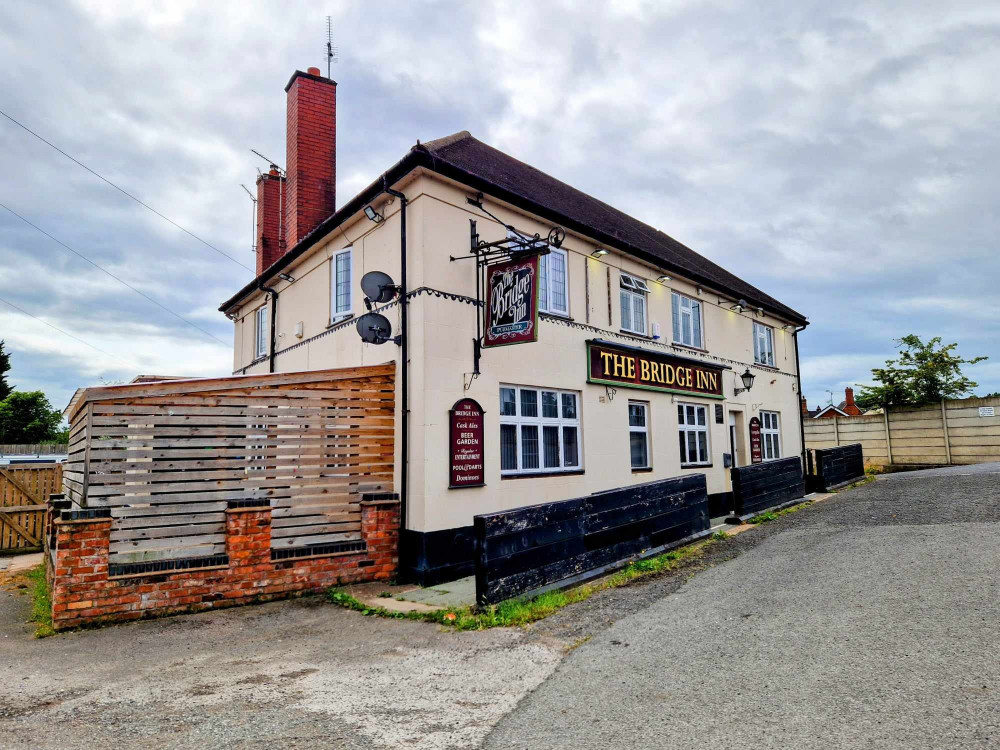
[{"left": 587, "top": 339, "right": 727, "bottom": 399}]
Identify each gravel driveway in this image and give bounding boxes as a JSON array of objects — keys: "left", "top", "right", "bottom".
[{"left": 485, "top": 463, "right": 1000, "bottom": 749}]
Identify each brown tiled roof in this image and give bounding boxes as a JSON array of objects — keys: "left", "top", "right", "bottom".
[{"left": 221, "top": 131, "right": 807, "bottom": 324}]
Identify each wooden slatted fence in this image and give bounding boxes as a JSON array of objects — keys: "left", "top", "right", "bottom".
[
  {"left": 64, "top": 365, "right": 395, "bottom": 566},
  {"left": 1, "top": 463, "right": 61, "bottom": 552}
]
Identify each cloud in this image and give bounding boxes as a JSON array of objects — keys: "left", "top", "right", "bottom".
[{"left": 1, "top": 0, "right": 998, "bottom": 415}]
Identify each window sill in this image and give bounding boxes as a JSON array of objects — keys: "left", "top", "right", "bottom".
[
  {"left": 671, "top": 342, "right": 708, "bottom": 354},
  {"left": 681, "top": 463, "right": 713, "bottom": 469},
  {"left": 631, "top": 466, "right": 653, "bottom": 473},
  {"left": 752, "top": 362, "right": 779, "bottom": 371},
  {"left": 502, "top": 469, "right": 585, "bottom": 480},
  {"left": 620, "top": 329, "right": 651, "bottom": 339},
  {"left": 328, "top": 313, "right": 355, "bottom": 329},
  {"left": 540, "top": 311, "right": 574, "bottom": 322}
]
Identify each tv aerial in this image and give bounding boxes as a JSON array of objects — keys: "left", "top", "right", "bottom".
[{"left": 356, "top": 271, "right": 402, "bottom": 345}]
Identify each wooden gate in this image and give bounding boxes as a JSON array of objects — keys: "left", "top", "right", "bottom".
[{"left": 0, "top": 464, "right": 60, "bottom": 552}]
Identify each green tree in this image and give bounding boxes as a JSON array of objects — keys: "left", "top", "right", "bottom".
[
  {"left": 856, "top": 335, "right": 987, "bottom": 410},
  {"left": 0, "top": 339, "right": 11, "bottom": 401},
  {"left": 0, "top": 391, "right": 65, "bottom": 443}
]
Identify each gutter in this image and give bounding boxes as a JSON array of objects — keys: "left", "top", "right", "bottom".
[
  {"left": 382, "top": 179, "right": 410, "bottom": 580},
  {"left": 259, "top": 281, "right": 278, "bottom": 373},
  {"left": 792, "top": 324, "right": 808, "bottom": 470}
]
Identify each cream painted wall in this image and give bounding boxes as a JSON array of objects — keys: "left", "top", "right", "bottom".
[{"left": 226, "top": 170, "right": 806, "bottom": 534}]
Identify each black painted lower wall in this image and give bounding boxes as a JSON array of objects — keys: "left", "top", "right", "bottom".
[
  {"left": 814, "top": 443, "right": 865, "bottom": 491},
  {"left": 707, "top": 491, "right": 733, "bottom": 518},
  {"left": 400, "top": 526, "right": 476, "bottom": 587},
  {"left": 474, "top": 474, "right": 710, "bottom": 605},
  {"left": 731, "top": 457, "right": 805, "bottom": 517}
]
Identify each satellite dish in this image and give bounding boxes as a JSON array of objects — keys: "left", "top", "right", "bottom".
[
  {"left": 356, "top": 312, "right": 393, "bottom": 344},
  {"left": 360, "top": 271, "right": 398, "bottom": 304}
]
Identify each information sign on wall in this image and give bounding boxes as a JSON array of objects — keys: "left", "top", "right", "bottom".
[{"left": 449, "top": 398, "right": 485, "bottom": 488}]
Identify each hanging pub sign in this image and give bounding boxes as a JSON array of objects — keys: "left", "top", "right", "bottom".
[
  {"left": 748, "top": 416, "right": 763, "bottom": 464},
  {"left": 449, "top": 398, "right": 486, "bottom": 489},
  {"left": 483, "top": 256, "right": 539, "bottom": 347},
  {"left": 587, "top": 340, "right": 726, "bottom": 399}
]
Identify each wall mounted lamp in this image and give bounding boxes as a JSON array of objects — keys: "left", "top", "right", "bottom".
[
  {"left": 591, "top": 247, "right": 609, "bottom": 258},
  {"left": 363, "top": 205, "right": 385, "bottom": 224},
  {"left": 731, "top": 298, "right": 748, "bottom": 313},
  {"left": 734, "top": 368, "right": 756, "bottom": 395},
  {"left": 277, "top": 273, "right": 295, "bottom": 282},
  {"left": 657, "top": 274, "right": 672, "bottom": 283}
]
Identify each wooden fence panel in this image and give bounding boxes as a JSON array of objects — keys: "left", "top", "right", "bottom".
[
  {"left": 63, "top": 366, "right": 395, "bottom": 566},
  {"left": 803, "top": 396, "right": 1000, "bottom": 468},
  {"left": 0, "top": 444, "right": 67, "bottom": 455},
  {"left": 1, "top": 463, "right": 60, "bottom": 552}
]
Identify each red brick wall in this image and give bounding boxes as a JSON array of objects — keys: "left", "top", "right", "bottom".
[
  {"left": 256, "top": 170, "right": 286, "bottom": 275},
  {"left": 285, "top": 69, "right": 337, "bottom": 246},
  {"left": 47, "top": 500, "right": 398, "bottom": 631}
]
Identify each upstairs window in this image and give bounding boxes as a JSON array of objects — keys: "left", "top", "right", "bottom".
[
  {"left": 254, "top": 306, "right": 268, "bottom": 359},
  {"left": 620, "top": 273, "right": 649, "bottom": 335},
  {"left": 507, "top": 229, "right": 567, "bottom": 315},
  {"left": 754, "top": 322, "right": 775, "bottom": 367},
  {"left": 332, "top": 246, "right": 353, "bottom": 320},
  {"left": 672, "top": 292, "right": 703, "bottom": 348}
]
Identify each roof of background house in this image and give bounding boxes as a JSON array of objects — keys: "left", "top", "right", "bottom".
[
  {"left": 220, "top": 132, "right": 807, "bottom": 325},
  {"left": 813, "top": 404, "right": 850, "bottom": 418}
]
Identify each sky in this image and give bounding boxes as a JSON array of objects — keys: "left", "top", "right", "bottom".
[{"left": 1, "top": 0, "right": 998, "bottom": 415}]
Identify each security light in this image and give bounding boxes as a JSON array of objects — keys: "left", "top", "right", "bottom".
[
  {"left": 278, "top": 273, "right": 295, "bottom": 282},
  {"left": 657, "top": 274, "right": 672, "bottom": 283},
  {"left": 364, "top": 205, "right": 384, "bottom": 224},
  {"left": 735, "top": 368, "right": 756, "bottom": 395},
  {"left": 731, "top": 298, "right": 748, "bottom": 313},
  {"left": 591, "top": 248, "right": 609, "bottom": 258}
]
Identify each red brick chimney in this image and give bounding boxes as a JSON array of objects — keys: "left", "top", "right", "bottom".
[
  {"left": 843, "top": 387, "right": 860, "bottom": 415},
  {"left": 255, "top": 166, "right": 286, "bottom": 275},
  {"left": 801, "top": 396, "right": 809, "bottom": 416},
  {"left": 284, "top": 67, "right": 337, "bottom": 246}
]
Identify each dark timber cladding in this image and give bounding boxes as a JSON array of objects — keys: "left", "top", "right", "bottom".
[
  {"left": 813, "top": 443, "right": 865, "bottom": 491},
  {"left": 587, "top": 339, "right": 726, "bottom": 398},
  {"left": 730, "top": 456, "right": 805, "bottom": 517},
  {"left": 474, "top": 474, "right": 709, "bottom": 605}
]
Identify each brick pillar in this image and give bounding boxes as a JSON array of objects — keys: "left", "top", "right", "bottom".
[
  {"left": 49, "top": 510, "right": 112, "bottom": 630},
  {"left": 361, "top": 499, "right": 400, "bottom": 581},
  {"left": 225, "top": 505, "right": 272, "bottom": 569}
]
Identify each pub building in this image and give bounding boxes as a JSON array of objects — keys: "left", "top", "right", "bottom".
[{"left": 220, "top": 68, "right": 809, "bottom": 585}]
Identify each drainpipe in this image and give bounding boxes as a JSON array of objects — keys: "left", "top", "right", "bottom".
[
  {"left": 383, "top": 179, "right": 409, "bottom": 575},
  {"left": 793, "top": 324, "right": 807, "bottom": 471},
  {"left": 259, "top": 282, "right": 278, "bottom": 373}
]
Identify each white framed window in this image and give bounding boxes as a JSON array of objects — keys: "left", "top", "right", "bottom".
[
  {"left": 678, "top": 403, "right": 710, "bottom": 466},
  {"left": 331, "top": 246, "right": 353, "bottom": 320},
  {"left": 254, "top": 306, "right": 268, "bottom": 359},
  {"left": 620, "top": 272, "right": 649, "bottom": 335},
  {"left": 628, "top": 401, "right": 650, "bottom": 469},
  {"left": 761, "top": 411, "right": 781, "bottom": 460},
  {"left": 508, "top": 229, "right": 568, "bottom": 316},
  {"left": 754, "top": 322, "right": 775, "bottom": 367},
  {"left": 672, "top": 292, "right": 703, "bottom": 348},
  {"left": 500, "top": 385, "right": 581, "bottom": 475}
]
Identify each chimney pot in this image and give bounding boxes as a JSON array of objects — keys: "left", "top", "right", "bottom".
[{"left": 307, "top": 66, "right": 321, "bottom": 76}]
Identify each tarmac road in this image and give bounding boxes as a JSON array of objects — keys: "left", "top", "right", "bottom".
[{"left": 485, "top": 463, "right": 1000, "bottom": 749}]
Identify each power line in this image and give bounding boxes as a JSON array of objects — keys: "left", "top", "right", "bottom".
[
  {"left": 0, "top": 203, "right": 229, "bottom": 346},
  {"left": 0, "top": 295, "right": 140, "bottom": 370},
  {"left": 0, "top": 108, "right": 255, "bottom": 273}
]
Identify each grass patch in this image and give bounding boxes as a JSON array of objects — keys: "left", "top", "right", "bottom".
[
  {"left": 748, "top": 500, "right": 812, "bottom": 525},
  {"left": 328, "top": 536, "right": 721, "bottom": 631},
  {"left": 25, "top": 565, "right": 54, "bottom": 638}
]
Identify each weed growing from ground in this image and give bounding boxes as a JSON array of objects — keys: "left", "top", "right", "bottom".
[{"left": 25, "top": 565, "right": 54, "bottom": 638}]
